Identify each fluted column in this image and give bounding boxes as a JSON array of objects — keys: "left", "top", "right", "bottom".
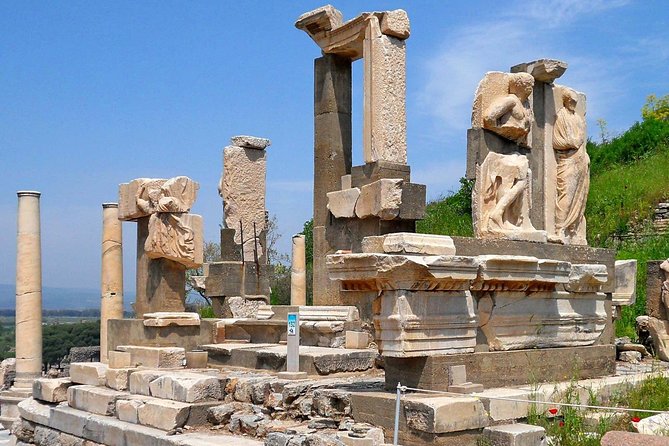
[
  {"left": 100, "top": 203, "right": 123, "bottom": 363},
  {"left": 291, "top": 234, "right": 307, "bottom": 306},
  {"left": 14, "top": 191, "right": 43, "bottom": 388}
]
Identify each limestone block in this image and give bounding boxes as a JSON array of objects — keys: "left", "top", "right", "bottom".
[
  {"left": 477, "top": 255, "right": 571, "bottom": 286},
  {"left": 448, "top": 383, "right": 484, "bottom": 394},
  {"left": 143, "top": 312, "right": 201, "bottom": 328},
  {"left": 399, "top": 182, "right": 426, "bottom": 220},
  {"left": 137, "top": 398, "right": 191, "bottom": 431},
  {"left": 145, "top": 213, "right": 203, "bottom": 269},
  {"left": 482, "top": 423, "right": 547, "bottom": 445},
  {"left": 69, "top": 362, "right": 108, "bottom": 386},
  {"left": 345, "top": 331, "right": 369, "bottom": 349},
  {"left": 351, "top": 161, "right": 410, "bottom": 188},
  {"left": 299, "top": 305, "right": 360, "bottom": 322},
  {"left": 107, "top": 351, "right": 132, "bottom": 369},
  {"left": 403, "top": 396, "right": 488, "bottom": 433},
  {"left": 477, "top": 388, "right": 533, "bottom": 421},
  {"left": 118, "top": 177, "right": 198, "bottom": 221},
  {"left": 511, "top": 58, "right": 568, "bottom": 83},
  {"left": 117, "top": 346, "right": 186, "bottom": 368},
  {"left": 67, "top": 385, "right": 127, "bottom": 416},
  {"left": 186, "top": 351, "right": 209, "bottom": 369},
  {"left": 613, "top": 259, "right": 637, "bottom": 306},
  {"left": 294, "top": 5, "right": 344, "bottom": 38},
  {"left": 355, "top": 179, "right": 403, "bottom": 220},
  {"left": 380, "top": 233, "right": 455, "bottom": 255},
  {"left": 129, "top": 370, "right": 164, "bottom": 396},
  {"left": 221, "top": 145, "right": 267, "bottom": 260},
  {"left": 636, "top": 413, "right": 669, "bottom": 436},
  {"left": 363, "top": 17, "right": 407, "bottom": 164},
  {"left": 327, "top": 188, "right": 360, "bottom": 218},
  {"left": 341, "top": 175, "right": 352, "bottom": 190},
  {"left": 566, "top": 264, "right": 608, "bottom": 293},
  {"left": 637, "top": 316, "right": 669, "bottom": 362},
  {"left": 32, "top": 378, "right": 72, "bottom": 403},
  {"left": 230, "top": 135, "right": 271, "bottom": 150},
  {"left": 0, "top": 358, "right": 16, "bottom": 390},
  {"left": 105, "top": 368, "right": 136, "bottom": 391},
  {"left": 149, "top": 372, "right": 221, "bottom": 403},
  {"left": 116, "top": 398, "right": 145, "bottom": 424},
  {"left": 17, "top": 398, "right": 50, "bottom": 426},
  {"left": 448, "top": 365, "right": 467, "bottom": 386},
  {"left": 601, "top": 431, "right": 669, "bottom": 446},
  {"left": 380, "top": 9, "right": 410, "bottom": 39}
]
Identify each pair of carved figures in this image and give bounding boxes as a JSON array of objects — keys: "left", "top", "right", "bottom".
[{"left": 472, "top": 70, "right": 589, "bottom": 245}]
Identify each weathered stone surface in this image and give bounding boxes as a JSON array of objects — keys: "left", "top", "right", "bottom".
[
  {"left": 118, "top": 177, "right": 198, "bottom": 221},
  {"left": 613, "top": 259, "right": 637, "bottom": 306},
  {"left": 116, "top": 397, "right": 145, "bottom": 424},
  {"left": 601, "top": 430, "right": 669, "bottom": 446},
  {"left": 34, "top": 425, "right": 60, "bottom": 446},
  {"left": 327, "top": 188, "right": 360, "bottom": 218},
  {"left": 380, "top": 233, "right": 455, "bottom": 255},
  {"left": 69, "top": 363, "right": 108, "bottom": 386},
  {"left": 117, "top": 346, "right": 185, "bottom": 368},
  {"left": 636, "top": 412, "right": 669, "bottom": 436},
  {"left": 149, "top": 372, "right": 221, "bottom": 403},
  {"left": 107, "top": 351, "right": 132, "bottom": 369},
  {"left": 566, "top": 264, "right": 608, "bottom": 292},
  {"left": 477, "top": 388, "right": 533, "bottom": 421},
  {"left": 345, "top": 331, "right": 369, "bottom": 349},
  {"left": 379, "top": 9, "right": 410, "bottom": 39},
  {"left": 185, "top": 351, "right": 208, "bottom": 369},
  {"left": 220, "top": 145, "right": 267, "bottom": 261},
  {"left": 295, "top": 5, "right": 344, "bottom": 37},
  {"left": 511, "top": 58, "right": 568, "bottom": 83},
  {"left": 145, "top": 213, "right": 203, "bottom": 269},
  {"left": 619, "top": 351, "right": 642, "bottom": 363},
  {"left": 207, "top": 402, "right": 253, "bottom": 425},
  {"left": 17, "top": 398, "right": 50, "bottom": 426},
  {"left": 637, "top": 316, "right": 669, "bottom": 361},
  {"left": 230, "top": 135, "right": 271, "bottom": 150},
  {"left": 137, "top": 398, "right": 190, "bottom": 431},
  {"left": 129, "top": 370, "right": 164, "bottom": 396},
  {"left": 67, "top": 385, "right": 127, "bottom": 416},
  {"left": 143, "top": 312, "right": 201, "bottom": 327},
  {"left": 482, "top": 423, "right": 547, "bottom": 446},
  {"left": 403, "top": 396, "right": 488, "bottom": 433},
  {"left": 355, "top": 179, "right": 403, "bottom": 220},
  {"left": 32, "top": 378, "right": 72, "bottom": 403},
  {"left": 0, "top": 358, "right": 16, "bottom": 390},
  {"left": 106, "top": 367, "right": 136, "bottom": 391}
]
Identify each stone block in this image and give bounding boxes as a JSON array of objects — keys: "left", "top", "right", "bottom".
[
  {"left": 277, "top": 371, "right": 308, "bottom": 380},
  {"left": 341, "top": 174, "right": 352, "bottom": 190},
  {"left": 129, "top": 370, "right": 163, "bottom": 396},
  {"left": 448, "top": 365, "right": 467, "bottom": 386},
  {"left": 448, "top": 383, "right": 484, "bottom": 394},
  {"left": 327, "top": 188, "right": 360, "bottom": 218},
  {"left": 399, "top": 182, "right": 426, "bottom": 220},
  {"left": 67, "top": 385, "right": 127, "bottom": 416},
  {"left": 403, "top": 396, "right": 488, "bottom": 433},
  {"left": 143, "top": 312, "right": 201, "bottom": 328},
  {"left": 477, "top": 388, "right": 532, "bottom": 421},
  {"left": 636, "top": 412, "right": 669, "bottom": 436},
  {"left": 108, "top": 351, "right": 132, "bottom": 369},
  {"left": 379, "top": 233, "right": 455, "bottom": 255},
  {"left": 565, "top": 263, "right": 608, "bottom": 293},
  {"left": 69, "top": 363, "right": 108, "bottom": 386},
  {"left": 230, "top": 135, "right": 271, "bottom": 150},
  {"left": 482, "top": 423, "right": 547, "bottom": 446},
  {"left": 205, "top": 262, "right": 270, "bottom": 298},
  {"left": 115, "top": 398, "right": 145, "bottom": 424},
  {"left": 149, "top": 372, "right": 221, "bottom": 403},
  {"left": 380, "top": 9, "right": 410, "bottom": 39},
  {"left": 136, "top": 398, "right": 190, "bottom": 431},
  {"left": 295, "top": 5, "right": 344, "bottom": 38},
  {"left": 32, "top": 378, "right": 72, "bottom": 403},
  {"left": 117, "top": 346, "right": 185, "bottom": 368},
  {"left": 613, "top": 259, "right": 637, "bottom": 306},
  {"left": 106, "top": 368, "right": 136, "bottom": 391},
  {"left": 647, "top": 260, "right": 666, "bottom": 319},
  {"left": 511, "top": 59, "right": 568, "bottom": 83},
  {"left": 345, "top": 331, "right": 369, "bottom": 349},
  {"left": 185, "top": 351, "right": 209, "bottom": 369},
  {"left": 145, "top": 213, "right": 204, "bottom": 269},
  {"left": 17, "top": 398, "right": 50, "bottom": 426},
  {"left": 601, "top": 431, "right": 669, "bottom": 446},
  {"left": 118, "top": 177, "right": 198, "bottom": 221},
  {"left": 351, "top": 161, "right": 410, "bottom": 188},
  {"left": 355, "top": 179, "right": 403, "bottom": 220}
]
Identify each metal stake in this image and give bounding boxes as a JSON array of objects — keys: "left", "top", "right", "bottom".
[{"left": 394, "top": 382, "right": 403, "bottom": 446}]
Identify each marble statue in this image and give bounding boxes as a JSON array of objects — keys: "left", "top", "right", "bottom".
[
  {"left": 482, "top": 72, "right": 534, "bottom": 146},
  {"left": 553, "top": 87, "right": 589, "bottom": 245}
]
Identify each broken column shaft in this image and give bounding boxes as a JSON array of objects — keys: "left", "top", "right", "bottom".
[{"left": 100, "top": 203, "right": 124, "bottom": 363}]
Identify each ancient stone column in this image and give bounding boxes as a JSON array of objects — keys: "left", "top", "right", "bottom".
[
  {"left": 100, "top": 203, "right": 123, "bottom": 364},
  {"left": 291, "top": 235, "right": 307, "bottom": 306},
  {"left": 14, "top": 191, "right": 43, "bottom": 388}
]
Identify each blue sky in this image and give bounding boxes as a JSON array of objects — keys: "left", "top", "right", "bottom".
[{"left": 1, "top": 0, "right": 667, "bottom": 292}]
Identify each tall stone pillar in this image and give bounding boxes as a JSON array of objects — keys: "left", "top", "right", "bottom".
[
  {"left": 14, "top": 191, "right": 43, "bottom": 388},
  {"left": 291, "top": 234, "right": 307, "bottom": 306},
  {"left": 313, "top": 54, "right": 352, "bottom": 306},
  {"left": 100, "top": 203, "right": 123, "bottom": 363}
]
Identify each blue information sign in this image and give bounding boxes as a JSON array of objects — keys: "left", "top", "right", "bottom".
[{"left": 287, "top": 313, "right": 298, "bottom": 336}]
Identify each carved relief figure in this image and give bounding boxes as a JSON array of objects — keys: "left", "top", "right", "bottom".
[
  {"left": 482, "top": 72, "right": 534, "bottom": 146},
  {"left": 553, "top": 87, "right": 589, "bottom": 245}
]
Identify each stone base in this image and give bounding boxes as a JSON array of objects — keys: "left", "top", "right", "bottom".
[
  {"left": 384, "top": 345, "right": 616, "bottom": 390},
  {"left": 277, "top": 371, "right": 308, "bottom": 380},
  {"left": 0, "top": 387, "right": 32, "bottom": 429}
]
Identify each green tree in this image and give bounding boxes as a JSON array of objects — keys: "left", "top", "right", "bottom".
[{"left": 642, "top": 94, "right": 669, "bottom": 121}]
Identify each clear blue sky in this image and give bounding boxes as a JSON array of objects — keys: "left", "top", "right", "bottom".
[{"left": 1, "top": 1, "right": 667, "bottom": 292}]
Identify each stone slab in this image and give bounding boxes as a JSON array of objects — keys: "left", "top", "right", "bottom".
[
  {"left": 384, "top": 345, "right": 616, "bottom": 390},
  {"left": 32, "top": 378, "right": 72, "bottom": 403},
  {"left": 601, "top": 431, "right": 669, "bottom": 446},
  {"left": 366, "top": 233, "right": 456, "bottom": 255},
  {"left": 646, "top": 260, "right": 666, "bottom": 319},
  {"left": 613, "top": 259, "right": 637, "bottom": 306},
  {"left": 129, "top": 370, "right": 164, "bottom": 396},
  {"left": 345, "top": 331, "right": 370, "bottom": 349},
  {"left": 106, "top": 367, "right": 137, "bottom": 391},
  {"left": 204, "top": 262, "right": 271, "bottom": 298},
  {"left": 69, "top": 363, "right": 108, "bottom": 386},
  {"left": 185, "top": 351, "right": 209, "bottom": 369},
  {"left": 327, "top": 188, "right": 360, "bottom": 218},
  {"left": 108, "top": 351, "right": 133, "bottom": 369},
  {"left": 350, "top": 161, "right": 410, "bottom": 189},
  {"left": 67, "top": 385, "right": 128, "bottom": 416},
  {"left": 108, "top": 319, "right": 218, "bottom": 354},
  {"left": 148, "top": 372, "right": 221, "bottom": 403},
  {"left": 116, "top": 346, "right": 185, "bottom": 369},
  {"left": 482, "top": 423, "right": 547, "bottom": 446},
  {"left": 230, "top": 135, "right": 271, "bottom": 150}
]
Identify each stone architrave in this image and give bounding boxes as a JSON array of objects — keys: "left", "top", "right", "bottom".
[
  {"left": 552, "top": 85, "right": 589, "bottom": 245},
  {"left": 291, "top": 235, "right": 307, "bottom": 306},
  {"left": 14, "top": 191, "right": 43, "bottom": 388},
  {"left": 219, "top": 138, "right": 269, "bottom": 261},
  {"left": 100, "top": 203, "right": 124, "bottom": 364}
]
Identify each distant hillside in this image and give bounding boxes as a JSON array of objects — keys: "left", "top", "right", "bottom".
[{"left": 0, "top": 283, "right": 134, "bottom": 311}]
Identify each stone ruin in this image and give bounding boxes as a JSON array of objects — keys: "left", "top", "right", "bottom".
[{"left": 3, "top": 5, "right": 655, "bottom": 446}]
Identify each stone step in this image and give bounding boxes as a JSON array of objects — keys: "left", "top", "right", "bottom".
[
  {"left": 19, "top": 397, "right": 262, "bottom": 445},
  {"left": 200, "top": 343, "right": 377, "bottom": 375},
  {"left": 116, "top": 346, "right": 187, "bottom": 368},
  {"left": 116, "top": 393, "right": 219, "bottom": 431}
]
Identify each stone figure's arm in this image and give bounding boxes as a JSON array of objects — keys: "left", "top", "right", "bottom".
[{"left": 483, "top": 96, "right": 515, "bottom": 128}]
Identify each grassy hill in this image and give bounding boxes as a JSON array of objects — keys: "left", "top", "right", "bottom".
[{"left": 417, "top": 117, "right": 669, "bottom": 338}]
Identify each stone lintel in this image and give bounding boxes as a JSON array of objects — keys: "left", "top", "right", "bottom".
[
  {"left": 351, "top": 160, "right": 410, "bottom": 188},
  {"left": 511, "top": 59, "right": 568, "bottom": 83}
]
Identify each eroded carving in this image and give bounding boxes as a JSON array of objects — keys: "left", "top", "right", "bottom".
[{"left": 482, "top": 73, "right": 534, "bottom": 146}]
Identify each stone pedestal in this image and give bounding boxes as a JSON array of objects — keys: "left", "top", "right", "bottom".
[
  {"left": 134, "top": 217, "right": 186, "bottom": 317},
  {"left": 291, "top": 235, "right": 307, "bottom": 306},
  {"left": 100, "top": 203, "right": 124, "bottom": 363},
  {"left": 14, "top": 191, "right": 43, "bottom": 388}
]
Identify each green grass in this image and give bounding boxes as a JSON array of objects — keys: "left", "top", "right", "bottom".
[{"left": 417, "top": 178, "right": 474, "bottom": 237}]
